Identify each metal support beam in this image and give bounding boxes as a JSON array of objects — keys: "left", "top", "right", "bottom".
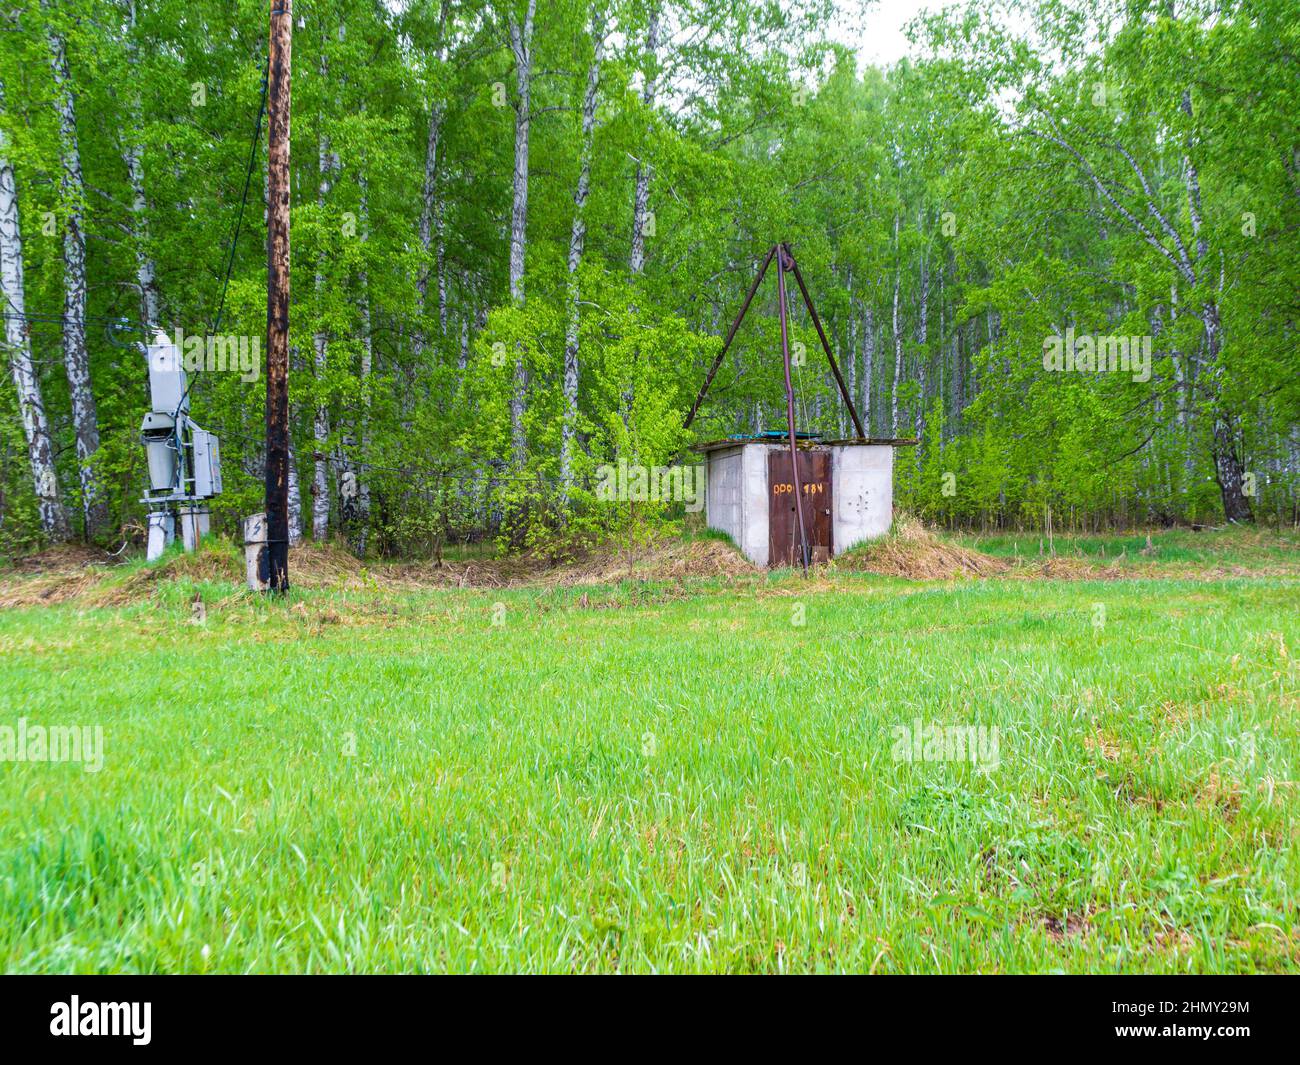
[
  {"left": 682, "top": 245, "right": 777, "bottom": 430},
  {"left": 784, "top": 245, "right": 867, "bottom": 440}
]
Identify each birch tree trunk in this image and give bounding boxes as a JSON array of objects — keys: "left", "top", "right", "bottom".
[
  {"left": 937, "top": 270, "right": 946, "bottom": 443},
  {"left": 311, "top": 50, "right": 339, "bottom": 541},
  {"left": 287, "top": 342, "right": 304, "bottom": 545},
  {"left": 890, "top": 213, "right": 902, "bottom": 435},
  {"left": 123, "top": 141, "right": 160, "bottom": 332},
  {"left": 953, "top": 323, "right": 965, "bottom": 427},
  {"left": 617, "top": 8, "right": 660, "bottom": 442},
  {"left": 914, "top": 249, "right": 928, "bottom": 441},
  {"left": 458, "top": 300, "right": 470, "bottom": 374},
  {"left": 507, "top": 0, "right": 536, "bottom": 469},
  {"left": 287, "top": 439, "right": 304, "bottom": 545},
  {"left": 45, "top": 10, "right": 104, "bottom": 536},
  {"left": 345, "top": 174, "right": 373, "bottom": 554},
  {"left": 122, "top": 1, "right": 159, "bottom": 339},
  {"left": 0, "top": 81, "right": 70, "bottom": 540},
  {"left": 861, "top": 305, "right": 874, "bottom": 436},
  {"left": 628, "top": 6, "right": 660, "bottom": 276},
  {"left": 1179, "top": 89, "right": 1249, "bottom": 521},
  {"left": 416, "top": 0, "right": 450, "bottom": 362},
  {"left": 845, "top": 269, "right": 855, "bottom": 440},
  {"left": 561, "top": 6, "right": 605, "bottom": 493},
  {"left": 1201, "top": 299, "right": 1251, "bottom": 522}
]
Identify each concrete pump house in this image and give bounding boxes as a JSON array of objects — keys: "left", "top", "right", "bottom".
[
  {"left": 683, "top": 244, "right": 916, "bottom": 571},
  {"left": 694, "top": 435, "right": 914, "bottom": 568}
]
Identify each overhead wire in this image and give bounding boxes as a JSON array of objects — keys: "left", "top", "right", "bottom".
[{"left": 170, "top": 56, "right": 271, "bottom": 426}]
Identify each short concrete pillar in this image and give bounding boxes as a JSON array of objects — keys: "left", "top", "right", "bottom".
[
  {"left": 177, "top": 506, "right": 209, "bottom": 552},
  {"left": 145, "top": 511, "right": 173, "bottom": 561},
  {"left": 244, "top": 512, "right": 269, "bottom": 591}
]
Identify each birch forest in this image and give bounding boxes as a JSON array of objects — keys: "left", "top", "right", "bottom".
[{"left": 0, "top": 0, "right": 1297, "bottom": 556}]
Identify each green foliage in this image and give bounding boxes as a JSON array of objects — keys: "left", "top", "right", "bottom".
[{"left": 0, "top": 0, "right": 1295, "bottom": 555}]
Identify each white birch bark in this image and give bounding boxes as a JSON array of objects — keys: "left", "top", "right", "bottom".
[
  {"left": 628, "top": 6, "right": 660, "bottom": 276},
  {"left": 123, "top": 141, "right": 159, "bottom": 332},
  {"left": 915, "top": 249, "right": 928, "bottom": 440},
  {"left": 890, "top": 213, "right": 902, "bottom": 435},
  {"left": 335, "top": 171, "right": 372, "bottom": 553},
  {"left": 506, "top": 0, "right": 536, "bottom": 468},
  {"left": 844, "top": 269, "right": 855, "bottom": 440},
  {"left": 937, "top": 270, "right": 946, "bottom": 443},
  {"left": 416, "top": 0, "right": 450, "bottom": 360},
  {"left": 861, "top": 305, "right": 874, "bottom": 436},
  {"left": 561, "top": 6, "right": 605, "bottom": 493},
  {"left": 458, "top": 301, "right": 470, "bottom": 373},
  {"left": 287, "top": 439, "right": 304, "bottom": 546},
  {"left": 0, "top": 80, "right": 70, "bottom": 540},
  {"left": 45, "top": 9, "right": 103, "bottom": 535},
  {"left": 122, "top": 1, "right": 159, "bottom": 339},
  {"left": 285, "top": 340, "right": 304, "bottom": 546},
  {"left": 311, "top": 48, "right": 340, "bottom": 541}
]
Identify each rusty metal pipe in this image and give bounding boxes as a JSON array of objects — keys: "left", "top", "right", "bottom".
[{"left": 776, "top": 246, "right": 810, "bottom": 573}]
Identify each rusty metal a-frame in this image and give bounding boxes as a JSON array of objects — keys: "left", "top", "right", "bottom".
[{"left": 683, "top": 243, "right": 867, "bottom": 574}]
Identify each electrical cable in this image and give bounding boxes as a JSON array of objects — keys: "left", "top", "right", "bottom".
[
  {"left": 207, "top": 422, "right": 566, "bottom": 488},
  {"left": 169, "top": 57, "right": 270, "bottom": 429}
]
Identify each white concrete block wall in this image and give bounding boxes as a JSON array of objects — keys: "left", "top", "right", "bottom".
[
  {"left": 705, "top": 446, "right": 744, "bottom": 549},
  {"left": 741, "top": 445, "right": 774, "bottom": 567},
  {"left": 832, "top": 444, "right": 893, "bottom": 553}
]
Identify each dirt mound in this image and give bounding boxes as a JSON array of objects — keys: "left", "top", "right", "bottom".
[
  {"left": 287, "top": 542, "right": 531, "bottom": 591},
  {"left": 832, "top": 516, "right": 1011, "bottom": 579},
  {"left": 0, "top": 534, "right": 756, "bottom": 607},
  {"left": 0, "top": 541, "right": 245, "bottom": 608},
  {"left": 0, "top": 567, "right": 110, "bottom": 608},
  {"left": 280, "top": 542, "right": 383, "bottom": 588},
  {"left": 1020, "top": 556, "right": 1115, "bottom": 580},
  {"left": 7, "top": 543, "right": 113, "bottom": 573},
  {"left": 539, "top": 535, "right": 755, "bottom": 586}
]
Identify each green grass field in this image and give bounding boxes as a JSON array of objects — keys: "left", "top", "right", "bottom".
[{"left": 1, "top": 533, "right": 1297, "bottom": 973}]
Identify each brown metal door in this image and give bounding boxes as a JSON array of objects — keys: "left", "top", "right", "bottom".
[{"left": 768, "top": 450, "right": 832, "bottom": 566}]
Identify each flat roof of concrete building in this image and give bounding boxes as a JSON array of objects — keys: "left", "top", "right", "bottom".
[{"left": 690, "top": 435, "right": 918, "bottom": 454}]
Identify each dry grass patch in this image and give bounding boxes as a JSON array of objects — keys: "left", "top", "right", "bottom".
[
  {"left": 833, "top": 515, "right": 1010, "bottom": 579},
  {"left": 0, "top": 533, "right": 758, "bottom": 607}
]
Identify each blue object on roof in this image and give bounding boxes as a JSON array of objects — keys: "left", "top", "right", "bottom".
[{"left": 728, "top": 430, "right": 819, "bottom": 441}]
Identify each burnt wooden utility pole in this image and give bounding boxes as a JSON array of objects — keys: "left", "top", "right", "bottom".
[{"left": 264, "top": 0, "right": 292, "bottom": 592}]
